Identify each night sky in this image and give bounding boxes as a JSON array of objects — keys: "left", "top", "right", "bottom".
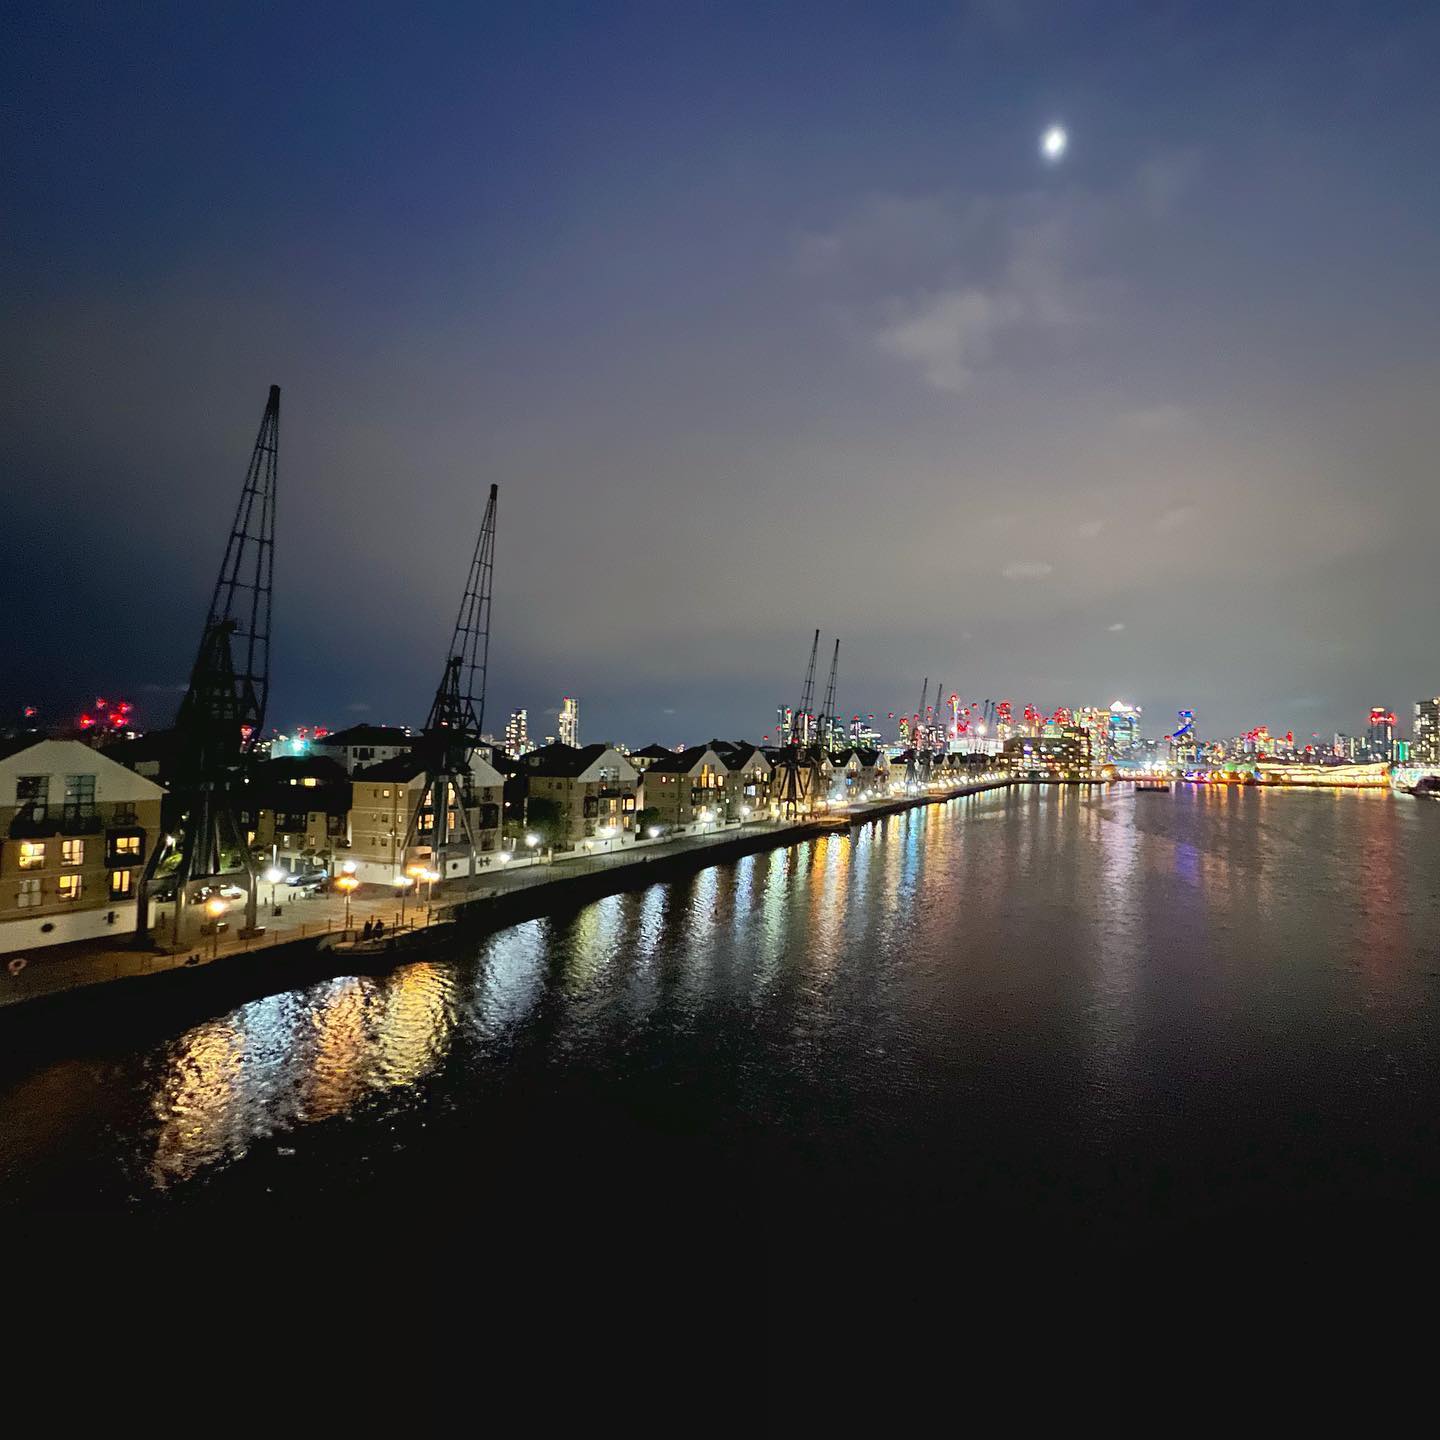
[{"left": 4, "top": 1, "right": 1438, "bottom": 746}]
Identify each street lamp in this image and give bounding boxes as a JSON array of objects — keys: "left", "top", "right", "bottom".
[
  {"left": 264, "top": 865, "right": 285, "bottom": 914},
  {"left": 335, "top": 872, "right": 359, "bottom": 934},
  {"left": 396, "top": 873, "right": 414, "bottom": 927},
  {"left": 525, "top": 833, "right": 539, "bottom": 863},
  {"left": 205, "top": 896, "right": 227, "bottom": 959}
]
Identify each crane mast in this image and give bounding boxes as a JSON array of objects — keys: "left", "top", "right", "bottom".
[
  {"left": 136, "top": 385, "right": 279, "bottom": 946},
  {"left": 403, "top": 484, "right": 498, "bottom": 881}
]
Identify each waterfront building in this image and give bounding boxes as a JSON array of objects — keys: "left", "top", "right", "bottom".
[
  {"left": 558, "top": 697, "right": 580, "bottom": 748},
  {"left": 245, "top": 754, "right": 352, "bottom": 873},
  {"left": 315, "top": 724, "right": 413, "bottom": 776},
  {"left": 0, "top": 737, "right": 165, "bottom": 952},
  {"left": 1413, "top": 699, "right": 1440, "bottom": 764},
  {"left": 522, "top": 743, "right": 638, "bottom": 847},
  {"left": 1001, "top": 727, "right": 1092, "bottom": 781},
  {"left": 710, "top": 741, "right": 776, "bottom": 821},
  {"left": 640, "top": 744, "right": 730, "bottom": 830},
  {"left": 503, "top": 709, "right": 529, "bottom": 759},
  {"left": 350, "top": 749, "right": 505, "bottom": 880}
]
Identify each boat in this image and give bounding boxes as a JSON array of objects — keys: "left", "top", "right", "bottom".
[{"left": 1133, "top": 778, "right": 1171, "bottom": 792}]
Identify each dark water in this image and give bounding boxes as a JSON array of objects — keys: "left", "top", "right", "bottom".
[{"left": 5, "top": 785, "right": 1440, "bottom": 1289}]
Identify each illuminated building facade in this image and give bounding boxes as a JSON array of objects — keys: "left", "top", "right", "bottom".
[
  {"left": 1001, "top": 727, "right": 1092, "bottom": 781},
  {"left": 1365, "top": 708, "right": 1397, "bottom": 762},
  {"left": 504, "top": 709, "right": 529, "bottom": 759},
  {"left": 1413, "top": 698, "right": 1440, "bottom": 764},
  {"left": 558, "top": 697, "right": 580, "bottom": 748},
  {"left": 1107, "top": 703, "right": 1142, "bottom": 761},
  {"left": 0, "top": 738, "right": 164, "bottom": 951}
]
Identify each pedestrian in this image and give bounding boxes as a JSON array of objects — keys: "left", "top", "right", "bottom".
[
  {"left": 362, "top": 918, "right": 374, "bottom": 940},
  {"left": 373, "top": 918, "right": 385, "bottom": 939}
]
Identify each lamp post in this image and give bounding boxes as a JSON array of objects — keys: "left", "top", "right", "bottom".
[
  {"left": 264, "top": 865, "right": 284, "bottom": 915},
  {"left": 205, "top": 897, "right": 227, "bottom": 959},
  {"left": 335, "top": 872, "right": 359, "bottom": 934},
  {"left": 396, "top": 873, "right": 414, "bottom": 927},
  {"left": 525, "top": 832, "right": 539, "bottom": 865}
]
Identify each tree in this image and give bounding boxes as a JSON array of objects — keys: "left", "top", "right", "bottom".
[{"left": 523, "top": 796, "right": 563, "bottom": 847}]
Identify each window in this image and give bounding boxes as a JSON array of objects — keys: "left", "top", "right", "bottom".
[
  {"left": 16, "top": 775, "right": 48, "bottom": 809},
  {"left": 112, "top": 803, "right": 137, "bottom": 824},
  {"left": 16, "top": 878, "right": 41, "bottom": 909},
  {"left": 109, "top": 870, "right": 133, "bottom": 899},
  {"left": 18, "top": 842, "right": 45, "bottom": 870},
  {"left": 110, "top": 834, "right": 141, "bottom": 862},
  {"left": 57, "top": 874, "right": 82, "bottom": 902},
  {"left": 62, "top": 839, "right": 85, "bottom": 866},
  {"left": 63, "top": 774, "right": 97, "bottom": 817}
]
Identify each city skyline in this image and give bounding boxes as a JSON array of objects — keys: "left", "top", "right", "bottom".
[{"left": 4, "top": 2, "right": 1439, "bottom": 741}]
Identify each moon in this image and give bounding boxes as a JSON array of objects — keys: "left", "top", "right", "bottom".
[{"left": 1041, "top": 125, "right": 1068, "bottom": 162}]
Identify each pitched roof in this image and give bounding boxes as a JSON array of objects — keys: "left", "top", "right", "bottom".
[
  {"left": 645, "top": 744, "right": 715, "bottom": 775},
  {"left": 353, "top": 752, "right": 429, "bottom": 782},
  {"left": 631, "top": 743, "right": 676, "bottom": 761},
  {"left": 522, "top": 742, "right": 614, "bottom": 778},
  {"left": 253, "top": 754, "right": 351, "bottom": 784}
]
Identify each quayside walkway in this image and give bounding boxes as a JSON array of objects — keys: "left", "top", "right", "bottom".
[{"left": 0, "top": 780, "right": 1009, "bottom": 1009}]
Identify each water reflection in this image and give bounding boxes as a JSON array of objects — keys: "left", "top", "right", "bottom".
[{"left": 6, "top": 785, "right": 1439, "bottom": 1214}]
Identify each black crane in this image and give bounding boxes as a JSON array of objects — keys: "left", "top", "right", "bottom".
[
  {"left": 136, "top": 384, "right": 279, "bottom": 945},
  {"left": 401, "top": 484, "right": 498, "bottom": 880},
  {"left": 819, "top": 638, "right": 839, "bottom": 750},
  {"left": 778, "top": 629, "right": 820, "bottom": 817}
]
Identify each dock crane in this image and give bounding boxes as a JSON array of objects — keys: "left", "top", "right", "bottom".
[
  {"left": 777, "top": 629, "right": 820, "bottom": 817},
  {"left": 819, "top": 639, "right": 839, "bottom": 750},
  {"left": 401, "top": 484, "right": 498, "bottom": 881},
  {"left": 136, "top": 385, "right": 279, "bottom": 947}
]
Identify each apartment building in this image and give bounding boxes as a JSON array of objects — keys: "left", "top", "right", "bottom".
[
  {"left": 522, "top": 743, "right": 640, "bottom": 846},
  {"left": 0, "top": 738, "right": 165, "bottom": 952}
]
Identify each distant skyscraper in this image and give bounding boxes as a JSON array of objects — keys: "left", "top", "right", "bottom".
[
  {"left": 1366, "top": 707, "right": 1397, "bottom": 761},
  {"left": 1414, "top": 699, "right": 1440, "bottom": 764},
  {"left": 559, "top": 696, "right": 580, "bottom": 748},
  {"left": 504, "top": 709, "right": 529, "bottom": 758},
  {"left": 1106, "top": 702, "right": 1142, "bottom": 760}
]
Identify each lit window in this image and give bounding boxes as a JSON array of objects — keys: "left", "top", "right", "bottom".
[
  {"left": 57, "top": 874, "right": 83, "bottom": 902},
  {"left": 62, "top": 839, "right": 85, "bottom": 866},
  {"left": 16, "top": 878, "right": 41, "bottom": 908},
  {"left": 109, "top": 869, "right": 132, "bottom": 899},
  {"left": 18, "top": 842, "right": 45, "bottom": 870},
  {"left": 303, "top": 778, "right": 317, "bottom": 787}
]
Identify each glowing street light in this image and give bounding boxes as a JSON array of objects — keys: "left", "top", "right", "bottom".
[
  {"left": 264, "top": 865, "right": 285, "bottom": 912},
  {"left": 335, "top": 871, "right": 359, "bottom": 933},
  {"left": 205, "top": 896, "right": 227, "bottom": 958},
  {"left": 395, "top": 872, "right": 415, "bottom": 926}
]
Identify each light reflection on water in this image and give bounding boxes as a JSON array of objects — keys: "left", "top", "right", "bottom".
[{"left": 4, "top": 785, "right": 1440, "bottom": 1219}]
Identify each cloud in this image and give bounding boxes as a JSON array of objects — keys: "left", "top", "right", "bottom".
[
  {"left": 1107, "top": 622, "right": 1126, "bottom": 632},
  {"left": 875, "top": 288, "right": 1020, "bottom": 394},
  {"left": 1002, "top": 560, "right": 1054, "bottom": 580},
  {"left": 1077, "top": 519, "right": 1105, "bottom": 539},
  {"left": 1155, "top": 505, "right": 1197, "bottom": 532}
]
